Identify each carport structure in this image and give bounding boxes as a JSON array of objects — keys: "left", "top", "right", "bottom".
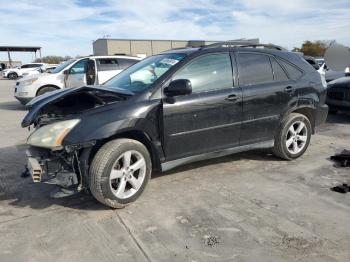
[{"left": 0, "top": 46, "right": 41, "bottom": 67}]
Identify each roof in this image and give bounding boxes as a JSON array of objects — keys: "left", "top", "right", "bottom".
[{"left": 0, "top": 46, "right": 41, "bottom": 52}]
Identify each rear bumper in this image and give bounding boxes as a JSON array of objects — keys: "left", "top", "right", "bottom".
[{"left": 315, "top": 104, "right": 328, "bottom": 126}]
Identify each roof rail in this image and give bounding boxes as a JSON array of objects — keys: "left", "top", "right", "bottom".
[{"left": 201, "top": 41, "right": 287, "bottom": 51}]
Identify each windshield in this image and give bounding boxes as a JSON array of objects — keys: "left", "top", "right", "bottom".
[
  {"left": 50, "top": 59, "right": 76, "bottom": 74},
  {"left": 104, "top": 53, "right": 186, "bottom": 92}
]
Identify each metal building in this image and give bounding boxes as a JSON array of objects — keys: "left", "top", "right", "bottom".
[{"left": 93, "top": 38, "right": 259, "bottom": 57}]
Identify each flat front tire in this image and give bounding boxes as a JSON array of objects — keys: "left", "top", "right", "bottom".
[
  {"left": 89, "top": 139, "right": 152, "bottom": 208},
  {"left": 273, "top": 113, "right": 312, "bottom": 160}
]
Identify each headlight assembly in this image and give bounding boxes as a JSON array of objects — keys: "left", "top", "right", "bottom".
[
  {"left": 27, "top": 119, "right": 80, "bottom": 149},
  {"left": 21, "top": 77, "right": 38, "bottom": 86}
]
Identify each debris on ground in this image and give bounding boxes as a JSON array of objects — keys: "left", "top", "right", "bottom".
[
  {"left": 203, "top": 235, "right": 220, "bottom": 247},
  {"left": 330, "top": 150, "right": 350, "bottom": 167},
  {"left": 331, "top": 184, "right": 350, "bottom": 194}
]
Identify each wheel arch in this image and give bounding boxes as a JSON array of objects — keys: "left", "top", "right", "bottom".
[
  {"left": 283, "top": 106, "right": 316, "bottom": 134},
  {"left": 87, "top": 129, "right": 162, "bottom": 173},
  {"left": 35, "top": 84, "right": 60, "bottom": 96}
]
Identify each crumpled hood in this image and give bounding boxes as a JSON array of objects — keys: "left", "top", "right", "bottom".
[
  {"left": 18, "top": 73, "right": 49, "bottom": 82},
  {"left": 22, "top": 85, "right": 134, "bottom": 127}
]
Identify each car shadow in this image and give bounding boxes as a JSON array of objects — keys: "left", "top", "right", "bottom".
[
  {"left": 155, "top": 149, "right": 280, "bottom": 178},
  {"left": 326, "top": 112, "right": 350, "bottom": 124},
  {"left": 0, "top": 145, "right": 278, "bottom": 212},
  {"left": 0, "top": 101, "right": 26, "bottom": 111}
]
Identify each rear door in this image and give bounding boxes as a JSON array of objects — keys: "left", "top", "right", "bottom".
[
  {"left": 236, "top": 52, "right": 293, "bottom": 145},
  {"left": 65, "top": 59, "right": 88, "bottom": 88},
  {"left": 162, "top": 52, "right": 242, "bottom": 161},
  {"left": 96, "top": 58, "right": 121, "bottom": 84}
]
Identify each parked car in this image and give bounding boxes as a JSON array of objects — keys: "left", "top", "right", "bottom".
[
  {"left": 318, "top": 63, "right": 346, "bottom": 83},
  {"left": 315, "top": 58, "right": 324, "bottom": 67},
  {"left": 22, "top": 65, "right": 58, "bottom": 77},
  {"left": 304, "top": 55, "right": 320, "bottom": 70},
  {"left": 22, "top": 41, "right": 328, "bottom": 208},
  {"left": 14, "top": 56, "right": 141, "bottom": 104},
  {"left": 326, "top": 76, "right": 350, "bottom": 113},
  {"left": 2, "top": 63, "right": 46, "bottom": 79}
]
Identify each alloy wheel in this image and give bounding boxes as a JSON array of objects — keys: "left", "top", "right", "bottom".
[
  {"left": 285, "top": 120, "right": 308, "bottom": 155},
  {"left": 109, "top": 150, "right": 146, "bottom": 199}
]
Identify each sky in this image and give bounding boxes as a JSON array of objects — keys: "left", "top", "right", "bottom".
[{"left": 0, "top": 0, "right": 350, "bottom": 63}]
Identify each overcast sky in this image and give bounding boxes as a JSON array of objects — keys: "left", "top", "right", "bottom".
[{"left": 0, "top": 0, "right": 349, "bottom": 63}]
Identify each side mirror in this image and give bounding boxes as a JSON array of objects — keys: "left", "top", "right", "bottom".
[
  {"left": 164, "top": 79, "right": 192, "bottom": 97},
  {"left": 63, "top": 69, "right": 69, "bottom": 75}
]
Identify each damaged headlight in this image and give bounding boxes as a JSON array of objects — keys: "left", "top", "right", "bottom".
[{"left": 27, "top": 119, "right": 80, "bottom": 149}]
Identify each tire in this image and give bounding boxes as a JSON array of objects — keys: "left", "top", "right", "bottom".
[
  {"left": 273, "top": 113, "right": 312, "bottom": 160},
  {"left": 36, "top": 86, "right": 57, "bottom": 96},
  {"left": 8, "top": 72, "right": 18, "bottom": 80},
  {"left": 89, "top": 138, "right": 152, "bottom": 208}
]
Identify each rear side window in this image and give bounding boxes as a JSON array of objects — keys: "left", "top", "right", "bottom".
[
  {"left": 173, "top": 53, "right": 233, "bottom": 93},
  {"left": 118, "top": 58, "right": 138, "bottom": 70},
  {"left": 97, "top": 58, "right": 119, "bottom": 71},
  {"left": 277, "top": 58, "right": 303, "bottom": 80},
  {"left": 270, "top": 57, "right": 288, "bottom": 81},
  {"left": 237, "top": 53, "right": 273, "bottom": 85}
]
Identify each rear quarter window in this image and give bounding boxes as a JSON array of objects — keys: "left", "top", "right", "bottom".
[
  {"left": 277, "top": 58, "right": 303, "bottom": 80},
  {"left": 118, "top": 59, "right": 139, "bottom": 70}
]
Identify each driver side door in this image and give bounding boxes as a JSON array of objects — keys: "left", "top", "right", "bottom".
[{"left": 65, "top": 59, "right": 88, "bottom": 88}]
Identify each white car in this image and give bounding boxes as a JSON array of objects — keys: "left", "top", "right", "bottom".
[
  {"left": 22, "top": 65, "right": 58, "bottom": 77},
  {"left": 14, "top": 56, "right": 141, "bottom": 104},
  {"left": 2, "top": 63, "right": 46, "bottom": 79}
]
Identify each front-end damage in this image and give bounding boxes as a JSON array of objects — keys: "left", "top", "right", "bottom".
[
  {"left": 26, "top": 141, "right": 96, "bottom": 197},
  {"left": 22, "top": 85, "right": 134, "bottom": 197}
]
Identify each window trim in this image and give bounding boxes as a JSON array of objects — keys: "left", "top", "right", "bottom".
[
  {"left": 169, "top": 52, "right": 235, "bottom": 94},
  {"left": 269, "top": 56, "right": 289, "bottom": 82}
]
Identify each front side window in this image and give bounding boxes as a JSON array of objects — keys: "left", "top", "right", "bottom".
[
  {"left": 173, "top": 53, "right": 233, "bottom": 93},
  {"left": 104, "top": 53, "right": 186, "bottom": 93},
  {"left": 70, "top": 59, "right": 88, "bottom": 74},
  {"left": 21, "top": 65, "right": 30, "bottom": 69},
  {"left": 237, "top": 53, "right": 273, "bottom": 86}
]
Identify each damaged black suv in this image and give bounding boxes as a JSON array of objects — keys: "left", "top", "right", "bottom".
[{"left": 22, "top": 42, "right": 328, "bottom": 208}]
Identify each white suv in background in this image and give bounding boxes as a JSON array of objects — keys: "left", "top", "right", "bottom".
[
  {"left": 2, "top": 63, "right": 46, "bottom": 79},
  {"left": 14, "top": 55, "right": 141, "bottom": 104}
]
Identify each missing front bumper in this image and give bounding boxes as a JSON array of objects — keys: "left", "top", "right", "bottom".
[{"left": 27, "top": 157, "right": 43, "bottom": 182}]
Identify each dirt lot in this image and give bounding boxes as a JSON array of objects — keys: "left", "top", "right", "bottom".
[{"left": 0, "top": 79, "right": 349, "bottom": 262}]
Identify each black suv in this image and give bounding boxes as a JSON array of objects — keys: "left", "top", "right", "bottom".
[{"left": 22, "top": 42, "right": 328, "bottom": 208}]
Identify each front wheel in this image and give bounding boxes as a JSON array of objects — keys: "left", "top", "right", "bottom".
[
  {"left": 89, "top": 139, "right": 152, "bottom": 208},
  {"left": 8, "top": 72, "right": 18, "bottom": 79},
  {"left": 273, "top": 113, "right": 312, "bottom": 160}
]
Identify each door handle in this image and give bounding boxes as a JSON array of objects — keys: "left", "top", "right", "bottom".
[
  {"left": 226, "top": 94, "right": 241, "bottom": 101},
  {"left": 285, "top": 86, "right": 294, "bottom": 93}
]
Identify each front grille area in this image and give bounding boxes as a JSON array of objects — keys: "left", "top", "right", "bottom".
[{"left": 328, "top": 88, "right": 350, "bottom": 101}]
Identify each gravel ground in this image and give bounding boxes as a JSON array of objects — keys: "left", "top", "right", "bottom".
[{"left": 0, "top": 79, "right": 349, "bottom": 262}]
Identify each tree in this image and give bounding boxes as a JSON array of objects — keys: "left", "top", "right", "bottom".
[
  {"left": 293, "top": 41, "right": 330, "bottom": 57},
  {"left": 35, "top": 55, "right": 72, "bottom": 64}
]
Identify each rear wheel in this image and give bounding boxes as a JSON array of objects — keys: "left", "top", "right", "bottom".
[
  {"left": 89, "top": 139, "right": 152, "bottom": 208},
  {"left": 36, "top": 86, "right": 57, "bottom": 96},
  {"left": 8, "top": 72, "right": 18, "bottom": 79},
  {"left": 273, "top": 113, "right": 311, "bottom": 160}
]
